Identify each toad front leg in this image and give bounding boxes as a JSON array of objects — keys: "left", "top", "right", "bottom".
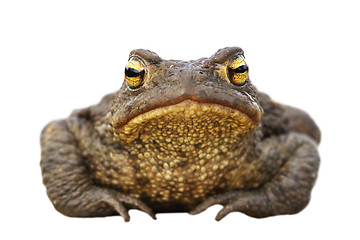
[
  {"left": 40, "top": 118, "right": 155, "bottom": 221},
  {"left": 190, "top": 132, "right": 320, "bottom": 220}
]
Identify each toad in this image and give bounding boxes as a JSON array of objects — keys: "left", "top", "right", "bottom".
[{"left": 40, "top": 47, "right": 320, "bottom": 221}]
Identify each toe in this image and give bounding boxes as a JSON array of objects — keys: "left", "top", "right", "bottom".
[
  {"left": 118, "top": 194, "right": 156, "bottom": 220},
  {"left": 103, "top": 198, "right": 130, "bottom": 222},
  {"left": 190, "top": 191, "right": 242, "bottom": 215},
  {"left": 215, "top": 204, "right": 234, "bottom": 221},
  {"left": 136, "top": 200, "right": 156, "bottom": 220}
]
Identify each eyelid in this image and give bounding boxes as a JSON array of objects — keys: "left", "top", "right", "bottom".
[
  {"left": 127, "top": 57, "right": 145, "bottom": 70},
  {"left": 229, "top": 55, "right": 246, "bottom": 69}
]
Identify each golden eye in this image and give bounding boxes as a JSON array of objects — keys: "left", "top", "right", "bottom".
[
  {"left": 125, "top": 57, "right": 146, "bottom": 89},
  {"left": 228, "top": 55, "right": 249, "bottom": 85}
]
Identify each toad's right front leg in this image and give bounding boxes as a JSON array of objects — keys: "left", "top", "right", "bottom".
[{"left": 40, "top": 118, "right": 155, "bottom": 221}]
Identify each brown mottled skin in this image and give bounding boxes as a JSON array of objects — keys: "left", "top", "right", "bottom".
[{"left": 40, "top": 47, "right": 320, "bottom": 221}]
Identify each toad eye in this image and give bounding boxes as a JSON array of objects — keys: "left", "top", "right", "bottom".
[
  {"left": 227, "top": 55, "right": 249, "bottom": 86},
  {"left": 125, "top": 57, "right": 146, "bottom": 89}
]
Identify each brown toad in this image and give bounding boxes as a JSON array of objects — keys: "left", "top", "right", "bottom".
[{"left": 40, "top": 47, "right": 320, "bottom": 221}]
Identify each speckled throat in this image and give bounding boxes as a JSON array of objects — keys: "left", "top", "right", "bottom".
[
  {"left": 100, "top": 100, "right": 259, "bottom": 208},
  {"left": 114, "top": 100, "right": 257, "bottom": 142}
]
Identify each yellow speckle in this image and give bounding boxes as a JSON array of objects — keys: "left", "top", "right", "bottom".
[
  {"left": 200, "top": 174, "right": 207, "bottom": 181},
  {"left": 220, "top": 145, "right": 228, "bottom": 153},
  {"left": 111, "top": 179, "right": 119, "bottom": 185},
  {"left": 47, "top": 125, "right": 56, "bottom": 133}
]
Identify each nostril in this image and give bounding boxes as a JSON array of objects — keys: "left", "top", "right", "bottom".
[
  {"left": 199, "top": 89, "right": 207, "bottom": 98},
  {"left": 198, "top": 71, "right": 204, "bottom": 75},
  {"left": 168, "top": 73, "right": 175, "bottom": 77}
]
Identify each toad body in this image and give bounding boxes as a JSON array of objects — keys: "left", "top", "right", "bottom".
[{"left": 40, "top": 47, "right": 320, "bottom": 221}]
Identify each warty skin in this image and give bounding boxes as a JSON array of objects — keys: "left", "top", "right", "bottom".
[{"left": 40, "top": 47, "right": 320, "bottom": 221}]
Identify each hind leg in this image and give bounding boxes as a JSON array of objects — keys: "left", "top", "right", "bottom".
[
  {"left": 190, "top": 132, "right": 320, "bottom": 220},
  {"left": 40, "top": 118, "right": 155, "bottom": 221},
  {"left": 282, "top": 105, "right": 321, "bottom": 144},
  {"left": 259, "top": 92, "right": 321, "bottom": 144}
]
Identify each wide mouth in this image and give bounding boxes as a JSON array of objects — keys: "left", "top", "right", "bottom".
[{"left": 113, "top": 99, "right": 258, "bottom": 143}]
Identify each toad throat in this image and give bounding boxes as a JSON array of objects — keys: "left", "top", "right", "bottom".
[
  {"left": 112, "top": 99, "right": 257, "bottom": 145},
  {"left": 104, "top": 100, "right": 259, "bottom": 203},
  {"left": 110, "top": 100, "right": 258, "bottom": 169}
]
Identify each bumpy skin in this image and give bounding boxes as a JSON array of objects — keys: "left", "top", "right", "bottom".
[{"left": 40, "top": 47, "right": 320, "bottom": 221}]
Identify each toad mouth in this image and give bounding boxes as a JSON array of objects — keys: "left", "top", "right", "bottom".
[{"left": 113, "top": 99, "right": 258, "bottom": 143}]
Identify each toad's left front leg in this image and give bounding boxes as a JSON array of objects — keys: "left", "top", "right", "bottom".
[{"left": 190, "top": 132, "right": 320, "bottom": 220}]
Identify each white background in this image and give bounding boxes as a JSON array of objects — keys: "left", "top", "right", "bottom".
[{"left": 1, "top": 0, "right": 359, "bottom": 239}]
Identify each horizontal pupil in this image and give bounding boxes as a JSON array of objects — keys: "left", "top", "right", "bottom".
[
  {"left": 125, "top": 67, "right": 143, "bottom": 77},
  {"left": 233, "top": 65, "right": 248, "bottom": 73}
]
